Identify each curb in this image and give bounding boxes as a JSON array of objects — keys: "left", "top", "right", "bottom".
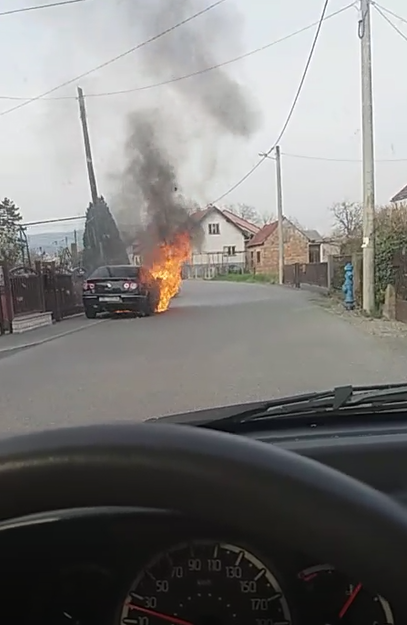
[{"left": 0, "top": 318, "right": 104, "bottom": 358}]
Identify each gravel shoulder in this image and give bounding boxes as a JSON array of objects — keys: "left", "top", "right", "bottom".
[{"left": 313, "top": 292, "right": 407, "bottom": 344}]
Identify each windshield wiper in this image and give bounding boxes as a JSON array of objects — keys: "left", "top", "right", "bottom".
[{"left": 198, "top": 383, "right": 407, "bottom": 431}]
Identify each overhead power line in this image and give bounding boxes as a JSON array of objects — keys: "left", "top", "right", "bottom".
[
  {"left": 0, "top": 0, "right": 225, "bottom": 117},
  {"left": 23, "top": 152, "right": 407, "bottom": 227},
  {"left": 210, "top": 0, "right": 331, "bottom": 204},
  {"left": 373, "top": 3, "right": 407, "bottom": 42},
  {"left": 372, "top": 3, "right": 407, "bottom": 26},
  {"left": 282, "top": 151, "right": 407, "bottom": 162},
  {"left": 0, "top": 2, "right": 354, "bottom": 102},
  {"left": 24, "top": 216, "right": 86, "bottom": 227},
  {"left": 0, "top": 0, "right": 86, "bottom": 17}
]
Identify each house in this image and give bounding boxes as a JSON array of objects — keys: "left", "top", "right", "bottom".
[
  {"left": 391, "top": 183, "right": 407, "bottom": 203},
  {"left": 185, "top": 205, "right": 260, "bottom": 278},
  {"left": 127, "top": 240, "right": 142, "bottom": 266},
  {"left": 247, "top": 218, "right": 329, "bottom": 274}
]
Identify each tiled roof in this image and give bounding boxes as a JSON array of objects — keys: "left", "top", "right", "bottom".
[
  {"left": 222, "top": 209, "right": 260, "bottom": 235},
  {"left": 303, "top": 229, "right": 322, "bottom": 242},
  {"left": 191, "top": 207, "right": 213, "bottom": 221},
  {"left": 246, "top": 222, "right": 278, "bottom": 247},
  {"left": 391, "top": 184, "right": 407, "bottom": 203}
]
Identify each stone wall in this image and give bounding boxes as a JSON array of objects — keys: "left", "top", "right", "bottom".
[{"left": 248, "top": 222, "right": 309, "bottom": 274}]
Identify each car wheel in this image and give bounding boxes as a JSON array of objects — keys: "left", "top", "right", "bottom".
[
  {"left": 84, "top": 307, "right": 97, "bottom": 319},
  {"left": 144, "top": 294, "right": 155, "bottom": 317}
]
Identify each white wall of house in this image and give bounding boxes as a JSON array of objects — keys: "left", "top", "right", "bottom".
[
  {"left": 320, "top": 242, "right": 341, "bottom": 262},
  {"left": 192, "top": 211, "right": 246, "bottom": 266}
]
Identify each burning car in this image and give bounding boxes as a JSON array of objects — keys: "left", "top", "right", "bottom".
[{"left": 82, "top": 264, "right": 160, "bottom": 319}]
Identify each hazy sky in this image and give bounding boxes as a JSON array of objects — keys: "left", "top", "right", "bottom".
[{"left": 0, "top": 0, "right": 406, "bottom": 237}]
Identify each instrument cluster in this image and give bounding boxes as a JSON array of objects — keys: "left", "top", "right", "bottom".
[
  {"left": 0, "top": 510, "right": 394, "bottom": 625},
  {"left": 27, "top": 538, "right": 393, "bottom": 625},
  {"left": 115, "top": 540, "right": 393, "bottom": 625}
]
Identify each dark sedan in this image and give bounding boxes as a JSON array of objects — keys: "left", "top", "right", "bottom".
[{"left": 82, "top": 265, "right": 160, "bottom": 319}]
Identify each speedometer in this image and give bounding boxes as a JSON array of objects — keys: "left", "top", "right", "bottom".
[{"left": 119, "top": 541, "right": 292, "bottom": 625}]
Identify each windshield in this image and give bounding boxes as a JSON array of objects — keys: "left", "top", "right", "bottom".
[
  {"left": 90, "top": 266, "right": 142, "bottom": 280},
  {"left": 0, "top": 0, "right": 406, "bottom": 434}
]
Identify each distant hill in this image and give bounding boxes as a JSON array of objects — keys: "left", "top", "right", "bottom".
[{"left": 28, "top": 230, "right": 84, "bottom": 253}]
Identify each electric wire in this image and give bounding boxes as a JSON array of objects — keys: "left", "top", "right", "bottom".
[
  {"left": 0, "top": 0, "right": 225, "bottom": 117},
  {"left": 0, "top": 0, "right": 86, "bottom": 17},
  {"left": 373, "top": 3, "right": 407, "bottom": 42},
  {"left": 0, "top": 2, "right": 355, "bottom": 102},
  {"left": 210, "top": 0, "right": 331, "bottom": 205}
]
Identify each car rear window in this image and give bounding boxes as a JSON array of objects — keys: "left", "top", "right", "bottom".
[
  {"left": 89, "top": 266, "right": 110, "bottom": 278},
  {"left": 89, "top": 266, "right": 142, "bottom": 279},
  {"left": 108, "top": 266, "right": 141, "bottom": 278}
]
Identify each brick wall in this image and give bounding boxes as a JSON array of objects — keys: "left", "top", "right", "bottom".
[{"left": 249, "top": 223, "right": 309, "bottom": 274}]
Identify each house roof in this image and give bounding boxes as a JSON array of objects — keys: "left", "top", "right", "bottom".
[
  {"left": 222, "top": 209, "right": 260, "bottom": 235},
  {"left": 191, "top": 207, "right": 213, "bottom": 221},
  {"left": 391, "top": 184, "right": 407, "bottom": 203},
  {"left": 191, "top": 205, "right": 260, "bottom": 236},
  {"left": 247, "top": 221, "right": 323, "bottom": 248},
  {"left": 303, "top": 229, "right": 322, "bottom": 242},
  {"left": 246, "top": 221, "right": 278, "bottom": 247}
]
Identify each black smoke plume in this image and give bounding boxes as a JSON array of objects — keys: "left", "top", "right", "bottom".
[{"left": 115, "top": 0, "right": 261, "bottom": 254}]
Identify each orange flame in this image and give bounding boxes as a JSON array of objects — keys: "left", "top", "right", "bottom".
[{"left": 150, "top": 232, "right": 191, "bottom": 312}]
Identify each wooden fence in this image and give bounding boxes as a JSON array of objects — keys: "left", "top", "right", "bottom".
[
  {"left": 0, "top": 261, "right": 84, "bottom": 335},
  {"left": 283, "top": 261, "right": 329, "bottom": 289},
  {"left": 283, "top": 254, "right": 363, "bottom": 306}
]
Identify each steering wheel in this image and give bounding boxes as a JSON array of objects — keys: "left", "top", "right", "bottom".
[{"left": 0, "top": 423, "right": 406, "bottom": 615}]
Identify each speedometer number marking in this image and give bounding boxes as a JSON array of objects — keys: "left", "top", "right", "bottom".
[{"left": 119, "top": 541, "right": 292, "bottom": 625}]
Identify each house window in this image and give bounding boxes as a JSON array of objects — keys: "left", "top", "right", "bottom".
[
  {"left": 308, "top": 244, "right": 321, "bottom": 263},
  {"left": 256, "top": 250, "right": 261, "bottom": 264},
  {"left": 208, "top": 223, "right": 220, "bottom": 235},
  {"left": 223, "top": 246, "right": 236, "bottom": 256}
]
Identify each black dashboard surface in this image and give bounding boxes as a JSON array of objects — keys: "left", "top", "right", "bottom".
[
  {"left": 252, "top": 418, "right": 407, "bottom": 501},
  {"left": 1, "top": 419, "right": 407, "bottom": 624}
]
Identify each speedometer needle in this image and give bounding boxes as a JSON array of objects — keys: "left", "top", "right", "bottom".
[
  {"left": 338, "top": 582, "right": 362, "bottom": 619},
  {"left": 127, "top": 603, "right": 193, "bottom": 625}
]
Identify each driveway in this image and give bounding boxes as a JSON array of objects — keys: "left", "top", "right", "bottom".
[{"left": 0, "top": 280, "right": 406, "bottom": 434}]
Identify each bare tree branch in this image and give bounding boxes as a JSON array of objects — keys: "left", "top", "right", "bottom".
[
  {"left": 259, "top": 211, "right": 276, "bottom": 225},
  {"left": 330, "top": 201, "right": 362, "bottom": 238},
  {"left": 287, "top": 215, "right": 304, "bottom": 229},
  {"left": 224, "top": 203, "right": 261, "bottom": 225}
]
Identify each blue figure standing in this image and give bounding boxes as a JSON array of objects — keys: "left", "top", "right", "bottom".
[{"left": 342, "top": 262, "right": 355, "bottom": 310}]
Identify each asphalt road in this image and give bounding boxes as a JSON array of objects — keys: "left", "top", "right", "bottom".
[{"left": 1, "top": 280, "right": 407, "bottom": 435}]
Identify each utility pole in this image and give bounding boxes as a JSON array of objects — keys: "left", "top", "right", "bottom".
[
  {"left": 360, "top": 0, "right": 376, "bottom": 314},
  {"left": 259, "top": 149, "right": 284, "bottom": 284},
  {"left": 275, "top": 145, "right": 284, "bottom": 285},
  {"left": 77, "top": 86, "right": 104, "bottom": 263},
  {"left": 77, "top": 86, "right": 98, "bottom": 204}
]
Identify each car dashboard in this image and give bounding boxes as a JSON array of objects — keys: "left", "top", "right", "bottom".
[{"left": 3, "top": 417, "right": 407, "bottom": 625}]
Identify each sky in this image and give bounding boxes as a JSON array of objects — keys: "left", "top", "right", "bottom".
[{"left": 0, "top": 0, "right": 406, "bottom": 237}]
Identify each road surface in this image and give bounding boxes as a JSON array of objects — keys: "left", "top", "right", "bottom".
[{"left": 0, "top": 280, "right": 406, "bottom": 435}]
